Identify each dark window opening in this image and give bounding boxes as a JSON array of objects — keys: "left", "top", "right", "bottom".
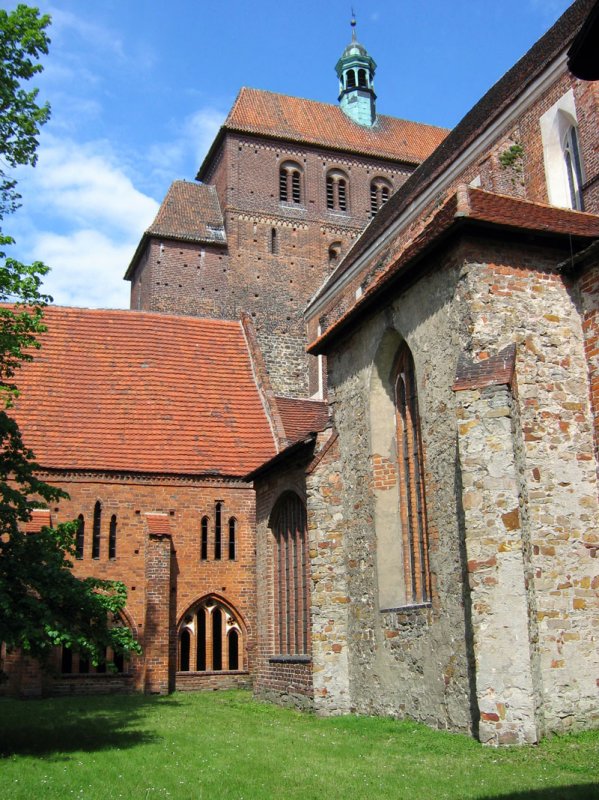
[
  {"left": 326, "top": 176, "right": 335, "bottom": 209},
  {"left": 214, "top": 502, "right": 222, "bottom": 560},
  {"left": 61, "top": 647, "right": 73, "bottom": 673},
  {"left": 212, "top": 607, "right": 222, "bottom": 670},
  {"left": 79, "top": 656, "right": 90, "bottom": 674},
  {"left": 328, "top": 241, "right": 342, "bottom": 265},
  {"left": 228, "top": 518, "right": 236, "bottom": 560},
  {"left": 358, "top": 68, "right": 367, "bottom": 87},
  {"left": 347, "top": 69, "right": 356, "bottom": 88},
  {"left": 228, "top": 629, "right": 239, "bottom": 670},
  {"left": 292, "top": 171, "right": 301, "bottom": 203},
  {"left": 270, "top": 227, "right": 278, "bottom": 255},
  {"left": 180, "top": 630, "right": 190, "bottom": 671},
  {"left": 92, "top": 501, "right": 101, "bottom": 559},
  {"left": 196, "top": 607, "right": 206, "bottom": 671},
  {"left": 279, "top": 168, "right": 288, "bottom": 202},
  {"left": 108, "top": 514, "right": 117, "bottom": 559},
  {"left": 76, "top": 514, "right": 85, "bottom": 559},
  {"left": 201, "top": 516, "right": 209, "bottom": 561},
  {"left": 338, "top": 179, "right": 347, "bottom": 212},
  {"left": 113, "top": 652, "right": 125, "bottom": 673}
]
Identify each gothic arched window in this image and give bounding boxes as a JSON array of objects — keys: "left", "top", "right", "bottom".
[
  {"left": 271, "top": 492, "right": 309, "bottom": 655},
  {"left": 326, "top": 169, "right": 349, "bottom": 213},
  {"left": 177, "top": 597, "right": 244, "bottom": 672},
  {"left": 393, "top": 345, "right": 431, "bottom": 604},
  {"left": 279, "top": 161, "right": 303, "bottom": 205},
  {"left": 370, "top": 177, "right": 392, "bottom": 216}
]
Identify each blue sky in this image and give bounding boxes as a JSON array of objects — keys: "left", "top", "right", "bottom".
[{"left": 2, "top": 0, "right": 572, "bottom": 309}]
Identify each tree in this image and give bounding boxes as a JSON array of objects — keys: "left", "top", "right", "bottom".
[{"left": 0, "top": 5, "right": 141, "bottom": 667}]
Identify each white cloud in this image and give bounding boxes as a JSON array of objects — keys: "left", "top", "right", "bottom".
[
  {"left": 30, "top": 137, "right": 159, "bottom": 233},
  {"left": 11, "top": 136, "right": 159, "bottom": 309},
  {"left": 33, "top": 229, "right": 135, "bottom": 309},
  {"left": 147, "top": 106, "right": 225, "bottom": 183}
]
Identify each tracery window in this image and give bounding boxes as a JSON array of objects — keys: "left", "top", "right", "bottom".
[
  {"left": 370, "top": 177, "right": 392, "bottom": 216},
  {"left": 271, "top": 492, "right": 309, "bottom": 655},
  {"left": 279, "top": 161, "right": 303, "bottom": 205},
  {"left": 393, "top": 345, "right": 431, "bottom": 604},
  {"left": 326, "top": 169, "right": 349, "bottom": 212},
  {"left": 178, "top": 597, "right": 243, "bottom": 672}
]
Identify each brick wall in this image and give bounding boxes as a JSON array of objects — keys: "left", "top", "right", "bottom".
[
  {"left": 132, "top": 131, "right": 415, "bottom": 396},
  {"left": 254, "top": 455, "right": 314, "bottom": 709},
  {"left": 2, "top": 472, "right": 258, "bottom": 697}
]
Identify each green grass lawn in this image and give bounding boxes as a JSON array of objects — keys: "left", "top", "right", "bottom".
[{"left": 0, "top": 691, "right": 597, "bottom": 800}]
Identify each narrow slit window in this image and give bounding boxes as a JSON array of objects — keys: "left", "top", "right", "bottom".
[
  {"left": 108, "top": 515, "right": 117, "bottom": 559},
  {"left": 338, "top": 179, "right": 347, "bottom": 212},
  {"left": 201, "top": 516, "right": 209, "bottom": 561},
  {"left": 228, "top": 517, "right": 236, "bottom": 560},
  {"left": 212, "top": 607, "right": 222, "bottom": 670},
  {"left": 76, "top": 514, "right": 85, "bottom": 559},
  {"left": 270, "top": 227, "right": 278, "bottom": 255},
  {"left": 214, "top": 502, "right": 222, "bottom": 560},
  {"left": 92, "top": 501, "right": 101, "bottom": 559}
]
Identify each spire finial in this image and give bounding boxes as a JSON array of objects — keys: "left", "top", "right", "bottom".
[{"left": 351, "top": 8, "right": 357, "bottom": 41}]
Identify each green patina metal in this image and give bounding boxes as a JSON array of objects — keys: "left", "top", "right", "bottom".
[{"left": 335, "top": 15, "right": 377, "bottom": 127}]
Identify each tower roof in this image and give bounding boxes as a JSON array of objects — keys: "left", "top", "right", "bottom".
[{"left": 197, "top": 88, "right": 448, "bottom": 180}]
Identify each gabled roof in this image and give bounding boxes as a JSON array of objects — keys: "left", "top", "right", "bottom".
[
  {"left": 125, "top": 181, "right": 226, "bottom": 279},
  {"left": 274, "top": 396, "right": 329, "bottom": 446},
  {"left": 310, "top": 0, "right": 595, "bottom": 305},
  {"left": 308, "top": 186, "right": 599, "bottom": 354},
  {"left": 12, "top": 307, "right": 278, "bottom": 477},
  {"left": 197, "top": 88, "right": 448, "bottom": 179}
]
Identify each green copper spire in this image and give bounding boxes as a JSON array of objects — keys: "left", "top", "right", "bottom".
[{"left": 335, "top": 13, "right": 377, "bottom": 127}]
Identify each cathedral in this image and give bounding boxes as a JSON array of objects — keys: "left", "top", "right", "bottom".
[{"left": 2, "top": 0, "right": 598, "bottom": 746}]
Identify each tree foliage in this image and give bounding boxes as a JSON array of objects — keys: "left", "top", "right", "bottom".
[{"left": 0, "top": 5, "right": 141, "bottom": 666}]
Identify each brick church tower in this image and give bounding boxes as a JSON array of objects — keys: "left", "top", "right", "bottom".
[{"left": 124, "top": 25, "right": 446, "bottom": 397}]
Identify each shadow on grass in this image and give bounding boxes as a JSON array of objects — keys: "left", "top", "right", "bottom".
[
  {"left": 0, "top": 694, "right": 182, "bottom": 759},
  {"left": 481, "top": 787, "right": 598, "bottom": 800}
]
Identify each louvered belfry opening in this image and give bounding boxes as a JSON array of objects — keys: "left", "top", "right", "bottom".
[
  {"left": 272, "top": 492, "right": 309, "bottom": 655},
  {"left": 393, "top": 345, "right": 431, "bottom": 604}
]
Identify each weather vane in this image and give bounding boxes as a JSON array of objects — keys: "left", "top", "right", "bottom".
[{"left": 351, "top": 7, "right": 357, "bottom": 40}]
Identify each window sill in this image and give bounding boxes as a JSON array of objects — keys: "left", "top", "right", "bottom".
[
  {"left": 380, "top": 602, "right": 432, "bottom": 613},
  {"left": 269, "top": 655, "right": 311, "bottom": 664}
]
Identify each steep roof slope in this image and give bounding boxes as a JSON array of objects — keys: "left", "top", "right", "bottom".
[
  {"left": 12, "top": 307, "right": 277, "bottom": 477},
  {"left": 125, "top": 181, "right": 225, "bottom": 279},
  {"left": 198, "top": 88, "right": 448, "bottom": 178},
  {"left": 310, "top": 0, "right": 595, "bottom": 302},
  {"left": 274, "top": 396, "right": 329, "bottom": 445}
]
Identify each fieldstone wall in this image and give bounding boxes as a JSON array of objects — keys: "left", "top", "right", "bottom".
[
  {"left": 326, "top": 242, "right": 475, "bottom": 732},
  {"left": 454, "top": 378, "right": 539, "bottom": 745},
  {"left": 306, "top": 432, "right": 351, "bottom": 714}
]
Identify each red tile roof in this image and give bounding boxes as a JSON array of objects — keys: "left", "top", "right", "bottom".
[
  {"left": 198, "top": 88, "right": 448, "bottom": 177},
  {"left": 145, "top": 513, "right": 171, "bottom": 535},
  {"left": 309, "top": 186, "right": 599, "bottom": 354},
  {"left": 12, "top": 307, "right": 277, "bottom": 477},
  {"left": 147, "top": 181, "right": 225, "bottom": 244},
  {"left": 274, "top": 396, "right": 329, "bottom": 445},
  {"left": 125, "top": 181, "right": 225, "bottom": 279},
  {"left": 23, "top": 509, "right": 52, "bottom": 533}
]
